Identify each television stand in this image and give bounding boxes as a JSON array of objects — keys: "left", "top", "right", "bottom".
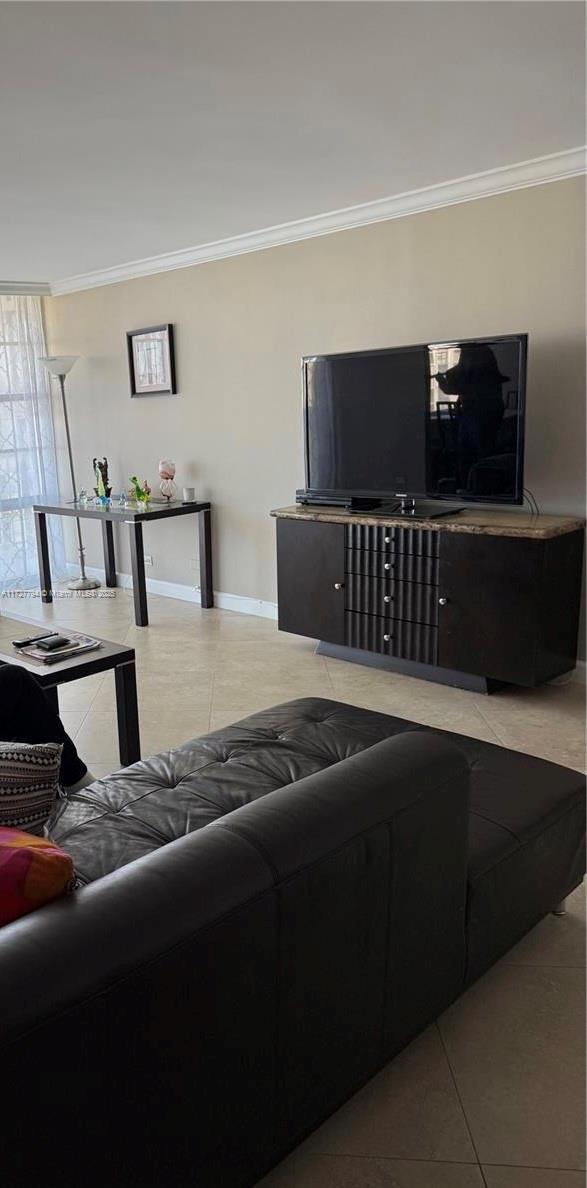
[{"left": 271, "top": 505, "right": 585, "bottom": 690}]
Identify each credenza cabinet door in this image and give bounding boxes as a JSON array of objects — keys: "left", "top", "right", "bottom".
[
  {"left": 277, "top": 519, "right": 345, "bottom": 644},
  {"left": 438, "top": 533, "right": 541, "bottom": 685}
]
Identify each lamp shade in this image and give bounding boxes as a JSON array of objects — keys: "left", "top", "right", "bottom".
[{"left": 38, "top": 355, "right": 79, "bottom": 378}]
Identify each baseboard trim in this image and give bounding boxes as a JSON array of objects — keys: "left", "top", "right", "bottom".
[{"left": 65, "top": 563, "right": 278, "bottom": 621}]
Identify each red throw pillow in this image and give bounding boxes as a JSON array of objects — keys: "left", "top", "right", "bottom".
[{"left": 0, "top": 827, "right": 74, "bottom": 926}]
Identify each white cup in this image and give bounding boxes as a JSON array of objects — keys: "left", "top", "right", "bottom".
[{"left": 182, "top": 486, "right": 196, "bottom": 502}]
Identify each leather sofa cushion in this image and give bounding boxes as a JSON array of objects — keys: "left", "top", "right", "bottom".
[{"left": 48, "top": 697, "right": 585, "bottom": 906}]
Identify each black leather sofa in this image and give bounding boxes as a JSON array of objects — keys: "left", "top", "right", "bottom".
[{"left": 1, "top": 698, "right": 584, "bottom": 1188}]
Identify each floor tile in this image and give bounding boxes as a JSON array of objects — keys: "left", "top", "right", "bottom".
[
  {"left": 138, "top": 673, "right": 213, "bottom": 714},
  {"left": 215, "top": 615, "right": 282, "bottom": 640},
  {"left": 133, "top": 641, "right": 219, "bottom": 667},
  {"left": 74, "top": 707, "right": 212, "bottom": 766},
  {"left": 324, "top": 658, "right": 469, "bottom": 699},
  {"left": 58, "top": 709, "right": 87, "bottom": 740},
  {"left": 74, "top": 711, "right": 120, "bottom": 765},
  {"left": 473, "top": 685, "right": 586, "bottom": 771},
  {"left": 324, "top": 662, "right": 502, "bottom": 741},
  {"left": 56, "top": 674, "right": 105, "bottom": 711},
  {"left": 210, "top": 706, "right": 271, "bottom": 732},
  {"left": 258, "top": 1152, "right": 485, "bottom": 1187},
  {"left": 482, "top": 1167, "right": 587, "bottom": 1188},
  {"left": 88, "top": 671, "right": 116, "bottom": 710},
  {"left": 84, "top": 761, "right": 123, "bottom": 782},
  {"left": 474, "top": 681, "right": 586, "bottom": 728},
  {"left": 439, "top": 964, "right": 586, "bottom": 1170},
  {"left": 213, "top": 641, "right": 331, "bottom": 679},
  {"left": 501, "top": 882, "right": 585, "bottom": 968},
  {"left": 138, "top": 710, "right": 211, "bottom": 756},
  {"left": 211, "top": 676, "right": 334, "bottom": 707},
  {"left": 476, "top": 721, "right": 585, "bottom": 773},
  {"left": 334, "top": 691, "right": 501, "bottom": 743},
  {"left": 304, "top": 1026, "right": 476, "bottom": 1163}
]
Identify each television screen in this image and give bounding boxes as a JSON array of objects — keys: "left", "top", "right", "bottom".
[{"left": 303, "top": 335, "right": 527, "bottom": 504}]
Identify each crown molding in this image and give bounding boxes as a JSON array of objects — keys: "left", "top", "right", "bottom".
[
  {"left": 0, "top": 280, "right": 51, "bottom": 296},
  {"left": 50, "top": 146, "right": 586, "bottom": 297}
]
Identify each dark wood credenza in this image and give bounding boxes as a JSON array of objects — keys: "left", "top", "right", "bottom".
[{"left": 271, "top": 506, "right": 585, "bottom": 691}]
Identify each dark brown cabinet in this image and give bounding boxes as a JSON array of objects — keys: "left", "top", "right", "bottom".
[
  {"left": 273, "top": 508, "right": 584, "bottom": 690},
  {"left": 276, "top": 518, "right": 345, "bottom": 645}
]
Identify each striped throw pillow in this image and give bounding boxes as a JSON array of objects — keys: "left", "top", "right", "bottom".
[{"left": 0, "top": 742, "right": 63, "bottom": 836}]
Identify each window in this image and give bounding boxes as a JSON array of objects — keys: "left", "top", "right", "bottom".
[{"left": 0, "top": 295, "right": 64, "bottom": 588}]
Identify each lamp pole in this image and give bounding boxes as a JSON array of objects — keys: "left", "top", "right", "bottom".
[{"left": 38, "top": 356, "right": 100, "bottom": 591}]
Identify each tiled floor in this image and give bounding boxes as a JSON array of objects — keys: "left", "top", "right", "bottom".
[{"left": 2, "top": 587, "right": 585, "bottom": 1188}]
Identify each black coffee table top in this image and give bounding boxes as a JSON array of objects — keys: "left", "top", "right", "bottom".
[
  {"left": 33, "top": 498, "right": 210, "bottom": 524},
  {"left": 0, "top": 614, "right": 135, "bottom": 686}
]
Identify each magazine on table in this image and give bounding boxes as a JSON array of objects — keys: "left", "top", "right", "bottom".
[{"left": 17, "top": 632, "right": 102, "bottom": 665}]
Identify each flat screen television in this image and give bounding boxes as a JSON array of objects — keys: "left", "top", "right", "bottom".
[{"left": 301, "top": 333, "right": 527, "bottom": 509}]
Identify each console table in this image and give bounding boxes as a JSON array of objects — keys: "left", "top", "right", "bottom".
[
  {"left": 271, "top": 506, "right": 585, "bottom": 691},
  {"left": 33, "top": 500, "right": 213, "bottom": 627}
]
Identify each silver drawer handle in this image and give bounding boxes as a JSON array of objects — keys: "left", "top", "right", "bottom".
[
  {"left": 384, "top": 536, "right": 391, "bottom": 544},
  {"left": 383, "top": 595, "right": 392, "bottom": 603},
  {"left": 383, "top": 633, "right": 392, "bottom": 642},
  {"left": 384, "top": 562, "right": 393, "bottom": 571},
  {"left": 333, "top": 582, "right": 344, "bottom": 591},
  {"left": 438, "top": 596, "right": 448, "bottom": 606}
]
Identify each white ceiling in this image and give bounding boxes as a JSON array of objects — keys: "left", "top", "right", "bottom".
[{"left": 0, "top": 1, "right": 584, "bottom": 286}]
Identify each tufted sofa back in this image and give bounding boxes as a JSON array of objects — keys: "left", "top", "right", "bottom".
[{"left": 47, "top": 697, "right": 430, "bottom": 884}]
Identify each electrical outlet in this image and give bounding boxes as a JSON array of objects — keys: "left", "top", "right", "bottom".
[
  {"left": 144, "top": 554, "right": 154, "bottom": 566},
  {"left": 188, "top": 558, "right": 198, "bottom": 570}
]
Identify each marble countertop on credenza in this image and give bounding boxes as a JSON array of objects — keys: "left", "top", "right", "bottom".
[{"left": 270, "top": 505, "right": 585, "bottom": 540}]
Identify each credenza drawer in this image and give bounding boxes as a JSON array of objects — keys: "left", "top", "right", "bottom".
[
  {"left": 345, "top": 573, "right": 438, "bottom": 625},
  {"left": 345, "top": 612, "right": 438, "bottom": 664},
  {"left": 346, "top": 524, "right": 439, "bottom": 558},
  {"left": 346, "top": 547, "right": 439, "bottom": 585}
]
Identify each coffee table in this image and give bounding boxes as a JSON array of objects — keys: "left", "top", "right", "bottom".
[
  {"left": 0, "top": 615, "right": 141, "bottom": 766},
  {"left": 33, "top": 499, "right": 214, "bottom": 627}
]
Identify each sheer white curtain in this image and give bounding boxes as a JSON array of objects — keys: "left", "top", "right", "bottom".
[{"left": 0, "top": 294, "right": 65, "bottom": 588}]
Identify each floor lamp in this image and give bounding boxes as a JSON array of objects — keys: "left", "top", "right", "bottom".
[{"left": 38, "top": 355, "right": 100, "bottom": 591}]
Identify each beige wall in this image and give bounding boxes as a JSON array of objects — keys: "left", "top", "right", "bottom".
[{"left": 44, "top": 177, "right": 585, "bottom": 644}]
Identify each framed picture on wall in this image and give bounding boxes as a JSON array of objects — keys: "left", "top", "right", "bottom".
[{"left": 127, "top": 324, "right": 177, "bottom": 396}]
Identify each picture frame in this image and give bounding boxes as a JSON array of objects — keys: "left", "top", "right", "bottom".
[{"left": 127, "top": 324, "right": 177, "bottom": 396}]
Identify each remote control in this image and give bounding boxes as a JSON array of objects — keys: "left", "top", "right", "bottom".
[{"left": 12, "top": 632, "right": 59, "bottom": 649}]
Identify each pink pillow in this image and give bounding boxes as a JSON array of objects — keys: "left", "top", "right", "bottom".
[{"left": 0, "top": 827, "right": 74, "bottom": 926}]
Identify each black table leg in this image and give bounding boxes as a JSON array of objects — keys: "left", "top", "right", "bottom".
[
  {"left": 198, "top": 507, "right": 214, "bottom": 608},
  {"left": 34, "top": 511, "right": 52, "bottom": 603},
  {"left": 114, "top": 660, "right": 141, "bottom": 765},
  {"left": 102, "top": 521, "right": 117, "bottom": 587},
  {"left": 43, "top": 684, "right": 59, "bottom": 713},
  {"left": 129, "top": 521, "right": 148, "bottom": 625}
]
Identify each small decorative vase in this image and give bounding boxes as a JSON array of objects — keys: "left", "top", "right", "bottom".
[
  {"left": 160, "top": 478, "right": 176, "bottom": 500},
  {"left": 94, "top": 486, "right": 112, "bottom": 506},
  {"left": 93, "top": 457, "right": 111, "bottom": 503},
  {"left": 129, "top": 476, "right": 152, "bottom": 505},
  {"left": 159, "top": 459, "right": 176, "bottom": 502}
]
